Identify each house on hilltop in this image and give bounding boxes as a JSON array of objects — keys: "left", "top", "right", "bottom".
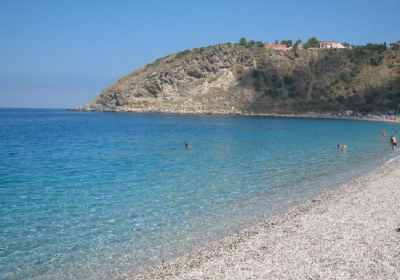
[
  {"left": 265, "top": 43, "right": 290, "bottom": 50},
  {"left": 390, "top": 41, "right": 400, "bottom": 49},
  {"left": 320, "top": 41, "right": 346, "bottom": 49}
]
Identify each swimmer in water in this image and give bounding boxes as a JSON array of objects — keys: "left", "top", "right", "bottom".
[
  {"left": 341, "top": 145, "right": 347, "bottom": 152},
  {"left": 390, "top": 135, "right": 397, "bottom": 151}
]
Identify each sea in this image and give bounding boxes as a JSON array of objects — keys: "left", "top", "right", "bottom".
[{"left": 1, "top": 108, "right": 399, "bottom": 279}]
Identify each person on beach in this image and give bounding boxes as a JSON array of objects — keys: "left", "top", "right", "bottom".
[{"left": 390, "top": 135, "right": 397, "bottom": 151}]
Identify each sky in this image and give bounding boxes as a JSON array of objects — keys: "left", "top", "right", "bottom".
[{"left": 1, "top": 0, "right": 399, "bottom": 108}]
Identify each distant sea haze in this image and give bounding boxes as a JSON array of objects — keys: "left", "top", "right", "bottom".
[{"left": 0, "top": 108, "right": 399, "bottom": 279}]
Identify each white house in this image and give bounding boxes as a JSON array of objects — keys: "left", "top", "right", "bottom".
[{"left": 320, "top": 41, "right": 346, "bottom": 49}]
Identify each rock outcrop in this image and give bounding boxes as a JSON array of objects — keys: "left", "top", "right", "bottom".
[{"left": 74, "top": 44, "right": 400, "bottom": 114}]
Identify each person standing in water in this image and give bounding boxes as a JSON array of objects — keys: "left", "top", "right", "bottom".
[{"left": 390, "top": 135, "right": 397, "bottom": 151}]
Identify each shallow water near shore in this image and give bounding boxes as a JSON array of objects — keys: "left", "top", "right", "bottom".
[{"left": 1, "top": 108, "right": 399, "bottom": 279}]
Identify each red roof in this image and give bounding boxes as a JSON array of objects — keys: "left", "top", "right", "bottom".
[{"left": 265, "top": 43, "right": 288, "bottom": 49}]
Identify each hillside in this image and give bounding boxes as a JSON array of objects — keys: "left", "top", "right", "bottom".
[{"left": 74, "top": 44, "right": 400, "bottom": 114}]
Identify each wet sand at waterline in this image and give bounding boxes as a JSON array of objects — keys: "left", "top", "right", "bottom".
[{"left": 134, "top": 158, "right": 400, "bottom": 279}]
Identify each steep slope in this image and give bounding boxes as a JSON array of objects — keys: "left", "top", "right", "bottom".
[{"left": 75, "top": 44, "right": 400, "bottom": 114}]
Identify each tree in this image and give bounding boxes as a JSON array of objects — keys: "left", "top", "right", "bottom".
[
  {"left": 283, "top": 75, "right": 294, "bottom": 84},
  {"left": 280, "top": 39, "right": 293, "bottom": 47},
  {"left": 366, "top": 43, "right": 386, "bottom": 51},
  {"left": 247, "top": 40, "right": 256, "bottom": 47},
  {"left": 294, "top": 39, "right": 302, "bottom": 48},
  {"left": 256, "top": 41, "right": 264, "bottom": 48},
  {"left": 239, "top": 37, "right": 247, "bottom": 46},
  {"left": 307, "top": 37, "right": 320, "bottom": 48},
  {"left": 275, "top": 39, "right": 279, "bottom": 44}
]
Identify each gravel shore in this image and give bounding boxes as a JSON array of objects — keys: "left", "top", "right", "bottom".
[{"left": 132, "top": 158, "right": 400, "bottom": 280}]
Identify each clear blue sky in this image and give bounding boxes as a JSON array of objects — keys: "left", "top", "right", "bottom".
[{"left": 1, "top": 0, "right": 399, "bottom": 108}]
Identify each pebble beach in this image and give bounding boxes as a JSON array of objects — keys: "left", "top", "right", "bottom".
[{"left": 133, "top": 158, "right": 400, "bottom": 280}]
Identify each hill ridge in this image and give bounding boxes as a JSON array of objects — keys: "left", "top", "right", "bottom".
[{"left": 74, "top": 44, "right": 400, "bottom": 114}]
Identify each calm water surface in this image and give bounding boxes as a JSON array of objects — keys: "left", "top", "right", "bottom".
[{"left": 0, "top": 108, "right": 399, "bottom": 279}]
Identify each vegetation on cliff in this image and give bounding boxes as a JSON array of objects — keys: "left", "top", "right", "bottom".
[{"left": 77, "top": 40, "right": 400, "bottom": 114}]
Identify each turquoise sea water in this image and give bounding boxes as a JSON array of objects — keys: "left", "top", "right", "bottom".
[{"left": 0, "top": 108, "right": 399, "bottom": 279}]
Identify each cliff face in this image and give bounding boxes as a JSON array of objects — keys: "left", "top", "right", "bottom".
[{"left": 76, "top": 44, "right": 400, "bottom": 114}]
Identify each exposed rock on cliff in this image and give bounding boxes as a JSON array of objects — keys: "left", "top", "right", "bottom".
[{"left": 75, "top": 44, "right": 400, "bottom": 114}]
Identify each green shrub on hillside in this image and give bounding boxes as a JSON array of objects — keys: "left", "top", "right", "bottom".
[
  {"left": 252, "top": 70, "right": 260, "bottom": 78},
  {"left": 253, "top": 80, "right": 261, "bottom": 91},
  {"left": 281, "top": 39, "right": 292, "bottom": 47},
  {"left": 305, "top": 37, "right": 319, "bottom": 48},
  {"left": 175, "top": 49, "right": 191, "bottom": 59},
  {"left": 283, "top": 75, "right": 294, "bottom": 85},
  {"left": 340, "top": 72, "right": 351, "bottom": 83},
  {"left": 265, "top": 89, "right": 279, "bottom": 98},
  {"left": 256, "top": 41, "right": 264, "bottom": 48},
  {"left": 239, "top": 37, "right": 247, "bottom": 46}
]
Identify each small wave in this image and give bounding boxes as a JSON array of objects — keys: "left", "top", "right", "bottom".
[{"left": 385, "top": 154, "right": 400, "bottom": 164}]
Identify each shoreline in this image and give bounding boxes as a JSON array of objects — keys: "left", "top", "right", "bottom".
[
  {"left": 70, "top": 108, "right": 400, "bottom": 124},
  {"left": 131, "top": 158, "right": 400, "bottom": 279}
]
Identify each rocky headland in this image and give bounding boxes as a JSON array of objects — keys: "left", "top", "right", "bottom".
[{"left": 74, "top": 44, "right": 400, "bottom": 115}]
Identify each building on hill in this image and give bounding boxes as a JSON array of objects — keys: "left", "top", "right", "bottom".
[
  {"left": 265, "top": 43, "right": 290, "bottom": 50},
  {"left": 320, "top": 41, "right": 346, "bottom": 49},
  {"left": 390, "top": 41, "right": 400, "bottom": 49}
]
